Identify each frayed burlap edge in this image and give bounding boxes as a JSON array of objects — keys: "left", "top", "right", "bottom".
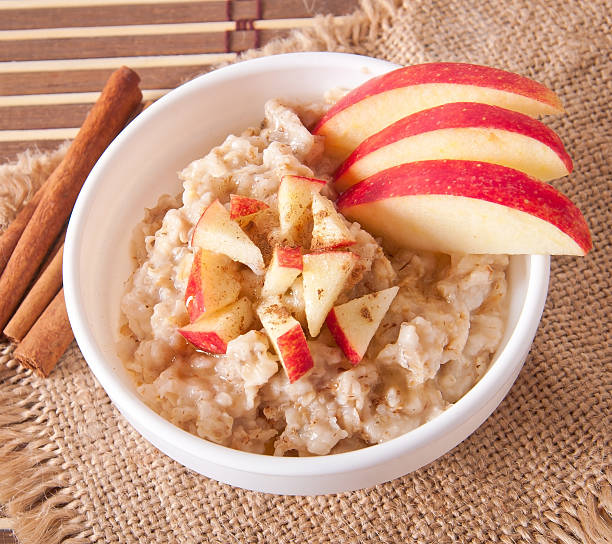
[
  {"left": 0, "top": 347, "right": 90, "bottom": 543},
  {"left": 237, "top": 0, "right": 398, "bottom": 59},
  {"left": 550, "top": 482, "right": 612, "bottom": 544},
  {"left": 0, "top": 1, "right": 610, "bottom": 542},
  {"left": 0, "top": 3, "right": 399, "bottom": 543},
  {"left": 0, "top": 143, "right": 68, "bottom": 231}
]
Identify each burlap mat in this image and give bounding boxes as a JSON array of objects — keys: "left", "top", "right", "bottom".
[{"left": 1, "top": 1, "right": 610, "bottom": 542}]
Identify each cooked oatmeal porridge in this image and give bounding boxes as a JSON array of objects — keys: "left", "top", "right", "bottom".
[{"left": 119, "top": 97, "right": 508, "bottom": 456}]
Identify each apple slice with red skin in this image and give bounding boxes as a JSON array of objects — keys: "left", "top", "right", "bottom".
[
  {"left": 262, "top": 246, "right": 303, "bottom": 297},
  {"left": 326, "top": 286, "right": 399, "bottom": 364},
  {"left": 334, "top": 102, "right": 573, "bottom": 191},
  {"left": 302, "top": 251, "right": 359, "bottom": 337},
  {"left": 336, "top": 160, "right": 591, "bottom": 256},
  {"left": 313, "top": 62, "right": 564, "bottom": 160},
  {"left": 179, "top": 297, "right": 254, "bottom": 354},
  {"left": 310, "top": 192, "right": 356, "bottom": 250},
  {"left": 192, "top": 199, "right": 264, "bottom": 275},
  {"left": 184, "top": 248, "right": 241, "bottom": 322},
  {"left": 257, "top": 300, "right": 314, "bottom": 383},
  {"left": 229, "top": 194, "right": 269, "bottom": 222},
  {"left": 278, "top": 175, "right": 326, "bottom": 244}
]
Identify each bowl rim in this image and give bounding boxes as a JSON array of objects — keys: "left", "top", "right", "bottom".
[{"left": 64, "top": 51, "right": 551, "bottom": 478}]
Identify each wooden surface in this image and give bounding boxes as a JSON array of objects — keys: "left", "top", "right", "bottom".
[
  {"left": 0, "top": 1, "right": 359, "bottom": 541},
  {"left": 0, "top": 0, "right": 357, "bottom": 163},
  {"left": 0, "top": 515, "right": 12, "bottom": 544}
]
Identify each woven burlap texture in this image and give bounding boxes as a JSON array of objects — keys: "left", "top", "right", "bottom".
[{"left": 1, "top": 1, "right": 610, "bottom": 543}]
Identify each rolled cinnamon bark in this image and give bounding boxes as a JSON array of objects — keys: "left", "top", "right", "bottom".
[
  {"left": 14, "top": 288, "right": 73, "bottom": 377},
  {"left": 0, "top": 66, "right": 142, "bottom": 330},
  {"left": 0, "top": 183, "right": 46, "bottom": 276},
  {"left": 4, "top": 244, "right": 64, "bottom": 343}
]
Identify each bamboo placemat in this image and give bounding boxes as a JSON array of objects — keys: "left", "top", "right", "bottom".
[{"left": 0, "top": 0, "right": 355, "bottom": 162}]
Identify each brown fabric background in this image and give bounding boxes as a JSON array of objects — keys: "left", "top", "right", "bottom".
[{"left": 1, "top": 1, "right": 610, "bottom": 543}]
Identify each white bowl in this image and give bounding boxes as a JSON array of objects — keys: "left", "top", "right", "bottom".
[{"left": 64, "top": 52, "right": 550, "bottom": 495}]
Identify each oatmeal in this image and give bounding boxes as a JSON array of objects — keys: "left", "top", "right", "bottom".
[{"left": 119, "top": 98, "right": 508, "bottom": 456}]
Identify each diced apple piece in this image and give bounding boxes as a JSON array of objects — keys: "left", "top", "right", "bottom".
[
  {"left": 262, "top": 246, "right": 303, "bottom": 297},
  {"left": 313, "top": 62, "right": 565, "bottom": 159},
  {"left": 334, "top": 102, "right": 573, "bottom": 191},
  {"left": 310, "top": 192, "right": 356, "bottom": 250},
  {"left": 179, "top": 297, "right": 254, "bottom": 354},
  {"left": 257, "top": 300, "right": 314, "bottom": 383},
  {"left": 229, "top": 194, "right": 269, "bottom": 222},
  {"left": 184, "top": 248, "right": 241, "bottom": 322},
  {"left": 336, "top": 160, "right": 592, "bottom": 256},
  {"left": 192, "top": 199, "right": 265, "bottom": 275},
  {"left": 326, "top": 286, "right": 399, "bottom": 364},
  {"left": 302, "top": 251, "right": 359, "bottom": 337},
  {"left": 278, "top": 175, "right": 326, "bottom": 244}
]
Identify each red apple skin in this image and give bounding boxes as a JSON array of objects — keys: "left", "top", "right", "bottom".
[
  {"left": 314, "top": 62, "right": 564, "bottom": 135},
  {"left": 334, "top": 102, "right": 573, "bottom": 184},
  {"left": 178, "top": 329, "right": 227, "bottom": 354},
  {"left": 336, "top": 160, "right": 592, "bottom": 255},
  {"left": 276, "top": 246, "right": 302, "bottom": 270},
  {"left": 229, "top": 194, "right": 269, "bottom": 219},
  {"left": 276, "top": 324, "right": 315, "bottom": 383},
  {"left": 325, "top": 309, "right": 361, "bottom": 364}
]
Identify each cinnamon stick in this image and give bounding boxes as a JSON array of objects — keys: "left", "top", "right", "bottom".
[
  {"left": 14, "top": 288, "right": 73, "bottom": 378},
  {"left": 4, "top": 244, "right": 64, "bottom": 343},
  {"left": 0, "top": 183, "right": 46, "bottom": 276},
  {"left": 38, "top": 225, "right": 66, "bottom": 277},
  {"left": 0, "top": 66, "right": 142, "bottom": 330}
]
